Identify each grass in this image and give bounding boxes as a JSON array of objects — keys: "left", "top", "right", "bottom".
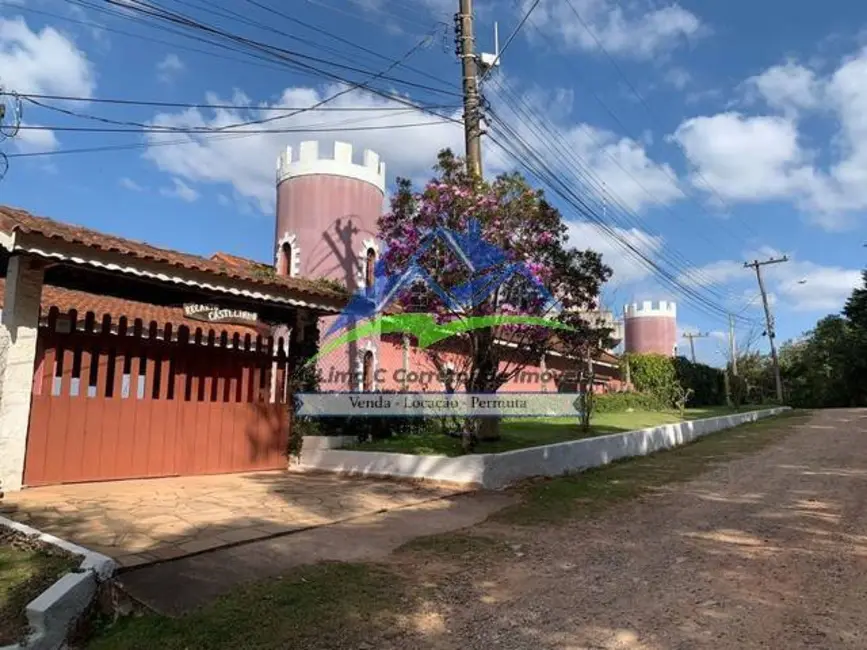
[
  {"left": 86, "top": 563, "right": 410, "bottom": 650},
  {"left": 0, "top": 533, "right": 79, "bottom": 645},
  {"left": 344, "top": 405, "right": 766, "bottom": 456},
  {"left": 494, "top": 409, "right": 808, "bottom": 525}
]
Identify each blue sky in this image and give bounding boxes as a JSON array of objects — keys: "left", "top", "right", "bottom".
[{"left": 1, "top": 0, "right": 866, "bottom": 366}]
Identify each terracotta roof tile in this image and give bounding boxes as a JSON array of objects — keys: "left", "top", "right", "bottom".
[
  {"left": 0, "top": 206, "right": 346, "bottom": 306},
  {"left": 0, "top": 278, "right": 263, "bottom": 337}
]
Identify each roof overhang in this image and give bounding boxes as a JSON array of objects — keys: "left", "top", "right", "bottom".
[{"left": 0, "top": 230, "right": 344, "bottom": 315}]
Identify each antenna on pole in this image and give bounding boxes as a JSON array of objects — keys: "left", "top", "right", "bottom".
[{"left": 478, "top": 22, "right": 500, "bottom": 75}]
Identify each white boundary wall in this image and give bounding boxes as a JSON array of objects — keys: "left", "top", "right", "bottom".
[
  {"left": 298, "top": 407, "right": 790, "bottom": 489},
  {"left": 0, "top": 516, "right": 116, "bottom": 650}
]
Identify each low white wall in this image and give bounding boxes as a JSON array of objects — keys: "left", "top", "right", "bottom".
[
  {"left": 0, "top": 516, "right": 117, "bottom": 650},
  {"left": 484, "top": 407, "right": 789, "bottom": 489},
  {"left": 298, "top": 407, "right": 790, "bottom": 489},
  {"left": 298, "top": 448, "right": 487, "bottom": 486}
]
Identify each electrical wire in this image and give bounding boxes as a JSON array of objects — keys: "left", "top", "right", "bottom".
[
  {"left": 485, "top": 76, "right": 746, "bottom": 305},
  {"left": 81, "top": 0, "right": 464, "bottom": 125},
  {"left": 483, "top": 95, "right": 757, "bottom": 325},
  {"left": 560, "top": 0, "right": 765, "bottom": 243},
  {"left": 238, "top": 0, "right": 457, "bottom": 92},
  {"left": 10, "top": 93, "right": 458, "bottom": 113},
  {"left": 478, "top": 0, "right": 541, "bottom": 83},
  {"left": 485, "top": 120, "right": 758, "bottom": 326}
]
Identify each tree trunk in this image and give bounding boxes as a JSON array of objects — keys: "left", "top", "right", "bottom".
[
  {"left": 469, "top": 327, "right": 501, "bottom": 442},
  {"left": 477, "top": 417, "right": 501, "bottom": 441}
]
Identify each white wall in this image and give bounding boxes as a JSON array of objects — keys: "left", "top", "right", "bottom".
[{"left": 298, "top": 408, "right": 790, "bottom": 489}]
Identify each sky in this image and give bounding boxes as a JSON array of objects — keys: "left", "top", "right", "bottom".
[{"left": 1, "top": 0, "right": 866, "bottom": 366}]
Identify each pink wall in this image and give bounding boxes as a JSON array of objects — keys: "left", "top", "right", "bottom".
[
  {"left": 276, "top": 175, "right": 383, "bottom": 290},
  {"left": 624, "top": 316, "right": 677, "bottom": 356}
]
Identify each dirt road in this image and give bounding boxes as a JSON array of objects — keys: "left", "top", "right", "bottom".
[{"left": 393, "top": 409, "right": 867, "bottom": 649}]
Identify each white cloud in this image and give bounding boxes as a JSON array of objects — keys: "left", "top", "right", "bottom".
[
  {"left": 496, "top": 83, "right": 683, "bottom": 213},
  {"left": 746, "top": 61, "right": 821, "bottom": 115},
  {"left": 142, "top": 79, "right": 679, "bottom": 225},
  {"left": 160, "top": 177, "right": 199, "bottom": 203},
  {"left": 566, "top": 221, "right": 664, "bottom": 284},
  {"left": 564, "top": 124, "right": 683, "bottom": 212},
  {"left": 119, "top": 177, "right": 144, "bottom": 192},
  {"left": 673, "top": 47, "right": 867, "bottom": 230},
  {"left": 0, "top": 17, "right": 95, "bottom": 97},
  {"left": 664, "top": 67, "right": 692, "bottom": 90},
  {"left": 143, "top": 84, "right": 474, "bottom": 212},
  {"left": 12, "top": 123, "right": 59, "bottom": 153},
  {"left": 672, "top": 112, "right": 807, "bottom": 202},
  {"left": 524, "top": 0, "right": 703, "bottom": 60},
  {"left": 679, "top": 251, "right": 860, "bottom": 313},
  {"left": 677, "top": 258, "right": 743, "bottom": 289},
  {"left": 156, "top": 53, "right": 184, "bottom": 83}
]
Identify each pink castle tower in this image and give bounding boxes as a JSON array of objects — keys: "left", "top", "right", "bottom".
[{"left": 275, "top": 141, "right": 386, "bottom": 390}]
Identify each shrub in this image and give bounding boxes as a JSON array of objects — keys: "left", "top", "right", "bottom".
[{"left": 593, "top": 391, "right": 667, "bottom": 413}]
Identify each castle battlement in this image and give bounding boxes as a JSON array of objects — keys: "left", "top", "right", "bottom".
[
  {"left": 624, "top": 300, "right": 677, "bottom": 318},
  {"left": 276, "top": 141, "right": 386, "bottom": 194}
]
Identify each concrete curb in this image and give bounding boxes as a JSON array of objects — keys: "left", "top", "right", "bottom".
[
  {"left": 298, "top": 407, "right": 791, "bottom": 489},
  {"left": 0, "top": 516, "right": 117, "bottom": 650}
]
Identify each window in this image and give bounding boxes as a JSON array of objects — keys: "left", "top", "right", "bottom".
[
  {"left": 365, "top": 247, "right": 376, "bottom": 290},
  {"left": 277, "top": 242, "right": 292, "bottom": 276},
  {"left": 362, "top": 350, "right": 374, "bottom": 392}
]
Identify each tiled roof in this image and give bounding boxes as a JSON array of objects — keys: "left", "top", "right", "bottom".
[
  {"left": 0, "top": 206, "right": 346, "bottom": 306},
  {"left": 0, "top": 279, "right": 262, "bottom": 336}
]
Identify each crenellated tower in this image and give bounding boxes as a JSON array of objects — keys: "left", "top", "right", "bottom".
[
  {"left": 275, "top": 141, "right": 385, "bottom": 292},
  {"left": 623, "top": 300, "right": 678, "bottom": 357}
]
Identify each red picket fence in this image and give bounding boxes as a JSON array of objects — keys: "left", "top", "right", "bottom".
[{"left": 24, "top": 308, "right": 291, "bottom": 487}]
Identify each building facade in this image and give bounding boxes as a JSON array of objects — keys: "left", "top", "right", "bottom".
[{"left": 274, "top": 141, "right": 624, "bottom": 394}]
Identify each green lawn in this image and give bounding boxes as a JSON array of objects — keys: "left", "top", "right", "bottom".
[
  {"left": 343, "top": 405, "right": 765, "bottom": 456},
  {"left": 87, "top": 563, "right": 409, "bottom": 650},
  {"left": 0, "top": 534, "right": 79, "bottom": 645}
]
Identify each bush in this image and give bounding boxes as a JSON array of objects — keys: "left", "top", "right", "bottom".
[
  {"left": 625, "top": 353, "right": 726, "bottom": 408},
  {"left": 624, "top": 353, "right": 679, "bottom": 406},
  {"left": 594, "top": 391, "right": 667, "bottom": 413},
  {"left": 673, "top": 357, "right": 725, "bottom": 407}
]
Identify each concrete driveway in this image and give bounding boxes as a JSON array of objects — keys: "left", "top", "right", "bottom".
[{"left": 0, "top": 471, "right": 463, "bottom": 568}]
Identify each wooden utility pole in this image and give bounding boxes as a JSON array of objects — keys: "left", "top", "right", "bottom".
[
  {"left": 744, "top": 256, "right": 788, "bottom": 402},
  {"left": 456, "top": 0, "right": 483, "bottom": 178},
  {"left": 729, "top": 313, "right": 738, "bottom": 376},
  {"left": 682, "top": 331, "right": 708, "bottom": 363}
]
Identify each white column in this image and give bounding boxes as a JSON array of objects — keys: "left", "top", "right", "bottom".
[{"left": 0, "top": 256, "right": 45, "bottom": 493}]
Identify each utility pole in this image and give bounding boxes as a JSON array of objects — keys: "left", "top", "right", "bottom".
[
  {"left": 682, "top": 331, "right": 708, "bottom": 363},
  {"left": 456, "top": 0, "right": 483, "bottom": 179},
  {"left": 728, "top": 313, "right": 738, "bottom": 376},
  {"left": 744, "top": 256, "right": 788, "bottom": 402}
]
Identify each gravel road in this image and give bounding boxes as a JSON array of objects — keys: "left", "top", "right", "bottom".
[{"left": 394, "top": 409, "right": 867, "bottom": 649}]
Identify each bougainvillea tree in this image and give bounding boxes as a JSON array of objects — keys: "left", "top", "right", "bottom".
[{"left": 378, "top": 149, "right": 612, "bottom": 447}]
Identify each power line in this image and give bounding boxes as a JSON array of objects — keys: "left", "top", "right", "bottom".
[
  {"left": 14, "top": 119, "right": 455, "bottom": 135},
  {"left": 483, "top": 116, "right": 752, "bottom": 325},
  {"left": 485, "top": 77, "right": 746, "bottom": 304},
  {"left": 478, "top": 0, "right": 541, "bottom": 83},
  {"left": 561, "top": 0, "right": 764, "bottom": 243},
  {"left": 11, "top": 93, "right": 458, "bottom": 113},
  {"left": 83, "top": 0, "right": 464, "bottom": 125}
]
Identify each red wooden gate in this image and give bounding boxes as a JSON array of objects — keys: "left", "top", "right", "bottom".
[{"left": 24, "top": 309, "right": 291, "bottom": 487}]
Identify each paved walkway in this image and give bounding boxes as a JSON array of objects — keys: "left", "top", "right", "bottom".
[
  {"left": 0, "top": 471, "right": 463, "bottom": 568},
  {"left": 118, "top": 491, "right": 515, "bottom": 616}
]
